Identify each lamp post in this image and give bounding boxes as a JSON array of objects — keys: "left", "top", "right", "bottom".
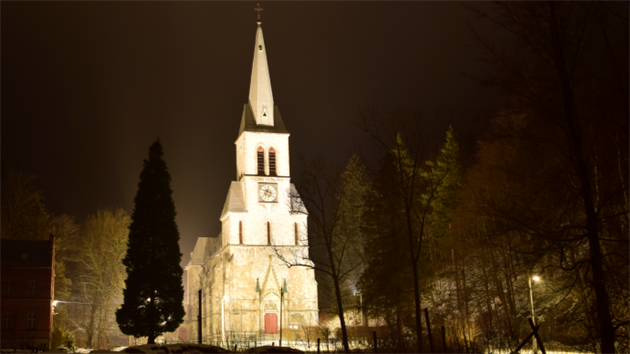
[{"left": 528, "top": 276, "right": 540, "bottom": 353}]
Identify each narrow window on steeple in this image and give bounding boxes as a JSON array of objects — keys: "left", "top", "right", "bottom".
[
  {"left": 269, "top": 147, "right": 277, "bottom": 176},
  {"left": 239, "top": 221, "right": 243, "bottom": 244},
  {"left": 262, "top": 106, "right": 268, "bottom": 119},
  {"left": 257, "top": 146, "right": 265, "bottom": 175},
  {"left": 267, "top": 222, "right": 271, "bottom": 245},
  {"left": 294, "top": 223, "right": 299, "bottom": 245}
]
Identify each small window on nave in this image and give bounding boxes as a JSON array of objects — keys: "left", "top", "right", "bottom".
[
  {"left": 239, "top": 221, "right": 243, "bottom": 244},
  {"left": 257, "top": 146, "right": 265, "bottom": 175},
  {"left": 269, "top": 147, "right": 277, "bottom": 176}
]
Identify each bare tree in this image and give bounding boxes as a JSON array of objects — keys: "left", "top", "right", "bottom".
[
  {"left": 79, "top": 207, "right": 130, "bottom": 349},
  {"left": 466, "top": 2, "right": 628, "bottom": 351},
  {"left": 358, "top": 107, "right": 452, "bottom": 351},
  {"left": 273, "top": 155, "right": 369, "bottom": 353}
]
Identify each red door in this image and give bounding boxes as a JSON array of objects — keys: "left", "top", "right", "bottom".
[{"left": 264, "top": 313, "right": 278, "bottom": 334}]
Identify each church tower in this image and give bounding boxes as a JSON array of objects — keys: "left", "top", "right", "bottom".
[{"left": 184, "top": 13, "right": 318, "bottom": 342}]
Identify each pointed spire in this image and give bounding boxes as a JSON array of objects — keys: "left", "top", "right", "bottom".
[{"left": 248, "top": 15, "right": 274, "bottom": 126}]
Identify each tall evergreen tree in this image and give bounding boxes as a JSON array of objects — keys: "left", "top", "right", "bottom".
[{"left": 116, "top": 139, "right": 184, "bottom": 344}]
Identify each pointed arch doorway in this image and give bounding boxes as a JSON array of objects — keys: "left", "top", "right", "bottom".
[
  {"left": 262, "top": 297, "right": 279, "bottom": 335},
  {"left": 264, "top": 313, "right": 278, "bottom": 334}
]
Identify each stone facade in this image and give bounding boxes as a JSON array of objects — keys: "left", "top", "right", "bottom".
[{"left": 183, "top": 21, "right": 318, "bottom": 342}]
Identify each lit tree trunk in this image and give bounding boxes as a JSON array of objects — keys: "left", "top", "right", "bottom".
[
  {"left": 329, "top": 257, "right": 350, "bottom": 353},
  {"left": 406, "top": 205, "right": 423, "bottom": 352}
]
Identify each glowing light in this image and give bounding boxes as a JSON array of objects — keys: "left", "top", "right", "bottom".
[{"left": 532, "top": 276, "right": 540, "bottom": 282}]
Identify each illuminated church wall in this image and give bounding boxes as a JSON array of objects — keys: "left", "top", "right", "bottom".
[{"left": 183, "top": 18, "right": 318, "bottom": 341}]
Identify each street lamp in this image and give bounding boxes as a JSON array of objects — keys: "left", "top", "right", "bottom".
[
  {"left": 529, "top": 276, "right": 540, "bottom": 353},
  {"left": 529, "top": 276, "right": 540, "bottom": 325}
]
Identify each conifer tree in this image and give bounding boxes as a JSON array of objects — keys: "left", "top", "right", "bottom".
[{"left": 116, "top": 139, "right": 184, "bottom": 344}]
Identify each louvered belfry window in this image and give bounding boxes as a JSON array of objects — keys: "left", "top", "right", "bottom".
[
  {"left": 257, "top": 146, "right": 265, "bottom": 175},
  {"left": 267, "top": 222, "right": 271, "bottom": 245},
  {"left": 269, "top": 147, "right": 277, "bottom": 176},
  {"left": 294, "top": 223, "right": 299, "bottom": 245}
]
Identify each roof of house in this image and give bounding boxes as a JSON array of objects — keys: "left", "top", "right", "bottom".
[{"left": 1, "top": 239, "right": 53, "bottom": 268}]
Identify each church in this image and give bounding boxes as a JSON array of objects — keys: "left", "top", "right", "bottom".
[{"left": 183, "top": 15, "right": 319, "bottom": 342}]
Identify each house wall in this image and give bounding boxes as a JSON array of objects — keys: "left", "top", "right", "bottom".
[{"left": 1, "top": 263, "right": 54, "bottom": 350}]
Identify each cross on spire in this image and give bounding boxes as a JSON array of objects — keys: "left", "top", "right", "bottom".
[{"left": 254, "top": 3, "right": 263, "bottom": 22}]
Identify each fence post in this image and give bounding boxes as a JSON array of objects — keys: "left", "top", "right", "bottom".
[
  {"left": 373, "top": 331, "right": 377, "bottom": 353},
  {"left": 317, "top": 338, "right": 320, "bottom": 354}
]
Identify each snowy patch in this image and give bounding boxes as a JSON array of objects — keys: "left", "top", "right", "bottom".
[{"left": 244, "top": 346, "right": 303, "bottom": 353}]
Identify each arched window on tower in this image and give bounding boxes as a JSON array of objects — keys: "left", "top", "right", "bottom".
[
  {"left": 294, "top": 223, "right": 299, "bottom": 245},
  {"left": 267, "top": 222, "right": 271, "bottom": 245},
  {"left": 257, "top": 146, "right": 265, "bottom": 175},
  {"left": 269, "top": 147, "right": 277, "bottom": 176},
  {"left": 239, "top": 221, "right": 243, "bottom": 244}
]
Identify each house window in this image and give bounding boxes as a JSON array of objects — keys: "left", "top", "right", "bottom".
[
  {"left": 239, "top": 221, "right": 243, "bottom": 244},
  {"left": 2, "top": 313, "right": 12, "bottom": 330},
  {"left": 3, "top": 280, "right": 12, "bottom": 298},
  {"left": 257, "top": 146, "right": 265, "bottom": 175},
  {"left": 294, "top": 223, "right": 299, "bottom": 245},
  {"left": 267, "top": 222, "right": 271, "bottom": 245},
  {"left": 29, "top": 280, "right": 37, "bottom": 298},
  {"left": 269, "top": 147, "right": 277, "bottom": 176},
  {"left": 27, "top": 313, "right": 36, "bottom": 330}
]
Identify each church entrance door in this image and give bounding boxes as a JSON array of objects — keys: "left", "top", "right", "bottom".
[{"left": 264, "top": 313, "right": 278, "bottom": 334}]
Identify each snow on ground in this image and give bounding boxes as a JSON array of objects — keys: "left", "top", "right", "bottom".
[{"left": 80, "top": 343, "right": 306, "bottom": 353}]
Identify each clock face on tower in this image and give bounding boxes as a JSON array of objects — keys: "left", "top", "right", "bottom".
[{"left": 259, "top": 184, "right": 277, "bottom": 202}]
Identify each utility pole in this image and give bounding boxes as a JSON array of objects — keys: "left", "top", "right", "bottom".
[{"left": 198, "top": 290, "right": 202, "bottom": 344}]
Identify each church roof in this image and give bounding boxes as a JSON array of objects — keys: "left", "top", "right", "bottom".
[
  {"left": 238, "top": 103, "right": 289, "bottom": 136},
  {"left": 221, "top": 181, "right": 247, "bottom": 218},
  {"left": 290, "top": 183, "right": 308, "bottom": 215},
  {"left": 249, "top": 23, "right": 275, "bottom": 126},
  {"left": 190, "top": 237, "right": 211, "bottom": 265}
]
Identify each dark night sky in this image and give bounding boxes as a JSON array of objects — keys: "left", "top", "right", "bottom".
[{"left": 2, "top": 2, "right": 504, "bottom": 267}]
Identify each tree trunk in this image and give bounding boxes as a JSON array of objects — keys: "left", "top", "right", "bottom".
[
  {"left": 332, "top": 274, "right": 350, "bottom": 353},
  {"left": 87, "top": 299, "right": 100, "bottom": 348},
  {"left": 411, "top": 258, "right": 423, "bottom": 352},
  {"left": 405, "top": 204, "right": 423, "bottom": 353},
  {"left": 147, "top": 295, "right": 156, "bottom": 344}
]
